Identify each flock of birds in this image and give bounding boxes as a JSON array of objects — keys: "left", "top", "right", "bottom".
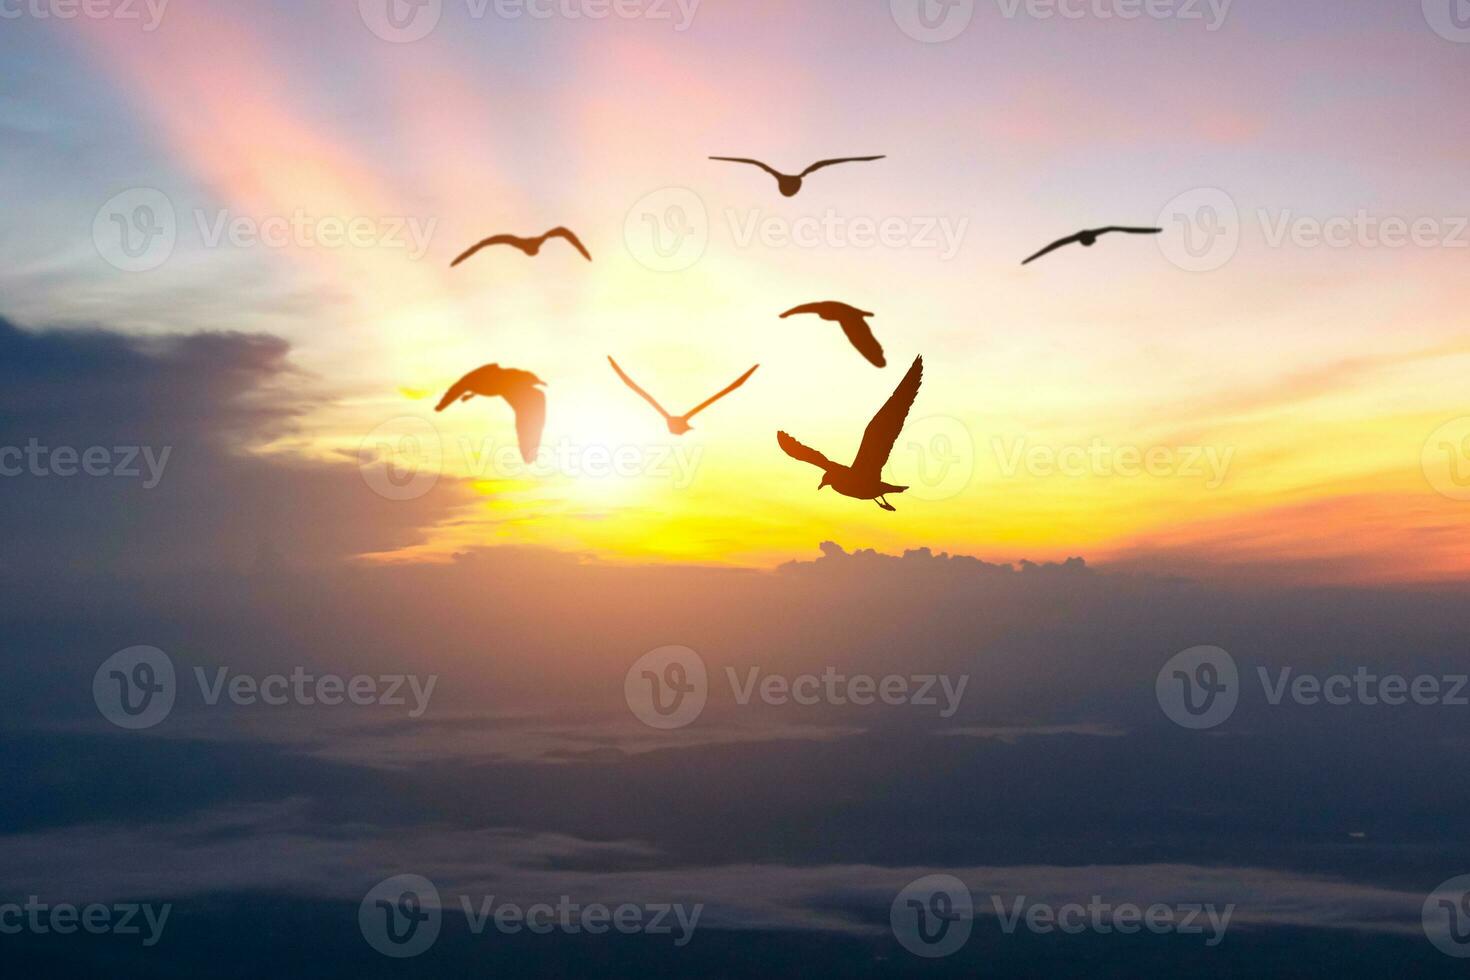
[{"left": 436, "top": 156, "right": 1163, "bottom": 512}]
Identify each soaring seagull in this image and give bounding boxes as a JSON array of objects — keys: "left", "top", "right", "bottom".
[
  {"left": 777, "top": 355, "right": 923, "bottom": 512},
  {"left": 1021, "top": 225, "right": 1162, "bottom": 265},
  {"left": 781, "top": 302, "right": 886, "bottom": 368},
  {"left": 709, "top": 155, "right": 886, "bottom": 197},
  {"left": 451, "top": 227, "right": 592, "bottom": 268},
  {"left": 435, "top": 364, "right": 547, "bottom": 464},
  {"left": 608, "top": 358, "right": 759, "bottom": 436}
]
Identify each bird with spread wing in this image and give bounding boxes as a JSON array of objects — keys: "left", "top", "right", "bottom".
[
  {"left": 451, "top": 227, "right": 592, "bottom": 268},
  {"left": 709, "top": 155, "right": 886, "bottom": 197},
  {"left": 777, "top": 355, "right": 923, "bottom": 512},
  {"left": 781, "top": 302, "right": 887, "bottom": 368},
  {"left": 435, "top": 364, "right": 547, "bottom": 464},
  {"left": 1021, "top": 225, "right": 1162, "bottom": 265},
  {"left": 608, "top": 358, "right": 758, "bottom": 436}
]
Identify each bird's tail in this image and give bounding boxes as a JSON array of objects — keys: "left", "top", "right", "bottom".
[{"left": 882, "top": 483, "right": 909, "bottom": 495}]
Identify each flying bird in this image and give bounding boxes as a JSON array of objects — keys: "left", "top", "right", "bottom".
[
  {"left": 709, "top": 155, "right": 886, "bottom": 197},
  {"left": 781, "top": 302, "right": 886, "bottom": 368},
  {"left": 435, "top": 364, "right": 546, "bottom": 464},
  {"left": 608, "top": 358, "right": 759, "bottom": 436},
  {"left": 777, "top": 355, "right": 924, "bottom": 512},
  {"left": 451, "top": 227, "right": 592, "bottom": 268},
  {"left": 1021, "top": 226, "right": 1162, "bottom": 265}
]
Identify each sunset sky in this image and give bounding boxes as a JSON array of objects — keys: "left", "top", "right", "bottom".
[{"left": 3, "top": 0, "right": 1468, "bottom": 581}]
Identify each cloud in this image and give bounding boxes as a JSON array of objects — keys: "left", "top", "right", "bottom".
[
  {"left": 0, "top": 316, "right": 473, "bottom": 574},
  {"left": 0, "top": 800, "right": 1428, "bottom": 938}
]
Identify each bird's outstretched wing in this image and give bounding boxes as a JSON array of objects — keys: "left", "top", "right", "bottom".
[
  {"left": 545, "top": 226, "right": 593, "bottom": 261},
  {"left": 799, "top": 156, "right": 886, "bottom": 178},
  {"left": 780, "top": 303, "right": 834, "bottom": 319},
  {"left": 778, "top": 431, "right": 838, "bottom": 472},
  {"left": 852, "top": 356, "right": 923, "bottom": 479},
  {"left": 608, "top": 357, "right": 672, "bottom": 420},
  {"left": 451, "top": 235, "right": 526, "bottom": 268},
  {"left": 1098, "top": 226, "right": 1163, "bottom": 236},
  {"left": 710, "top": 156, "right": 784, "bottom": 179},
  {"left": 686, "top": 365, "right": 759, "bottom": 420},
  {"left": 1021, "top": 233, "right": 1085, "bottom": 266},
  {"left": 435, "top": 365, "right": 496, "bottom": 412},
  {"left": 839, "top": 318, "right": 886, "bottom": 368},
  {"left": 503, "top": 385, "right": 547, "bottom": 465}
]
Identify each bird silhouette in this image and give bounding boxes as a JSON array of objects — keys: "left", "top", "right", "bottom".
[
  {"left": 781, "top": 302, "right": 886, "bottom": 368},
  {"left": 435, "top": 364, "right": 547, "bottom": 464},
  {"left": 608, "top": 358, "right": 759, "bottom": 436},
  {"left": 777, "top": 355, "right": 923, "bottom": 512},
  {"left": 709, "top": 156, "right": 886, "bottom": 197},
  {"left": 1022, "top": 226, "right": 1162, "bottom": 265},
  {"left": 451, "top": 227, "right": 592, "bottom": 268}
]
